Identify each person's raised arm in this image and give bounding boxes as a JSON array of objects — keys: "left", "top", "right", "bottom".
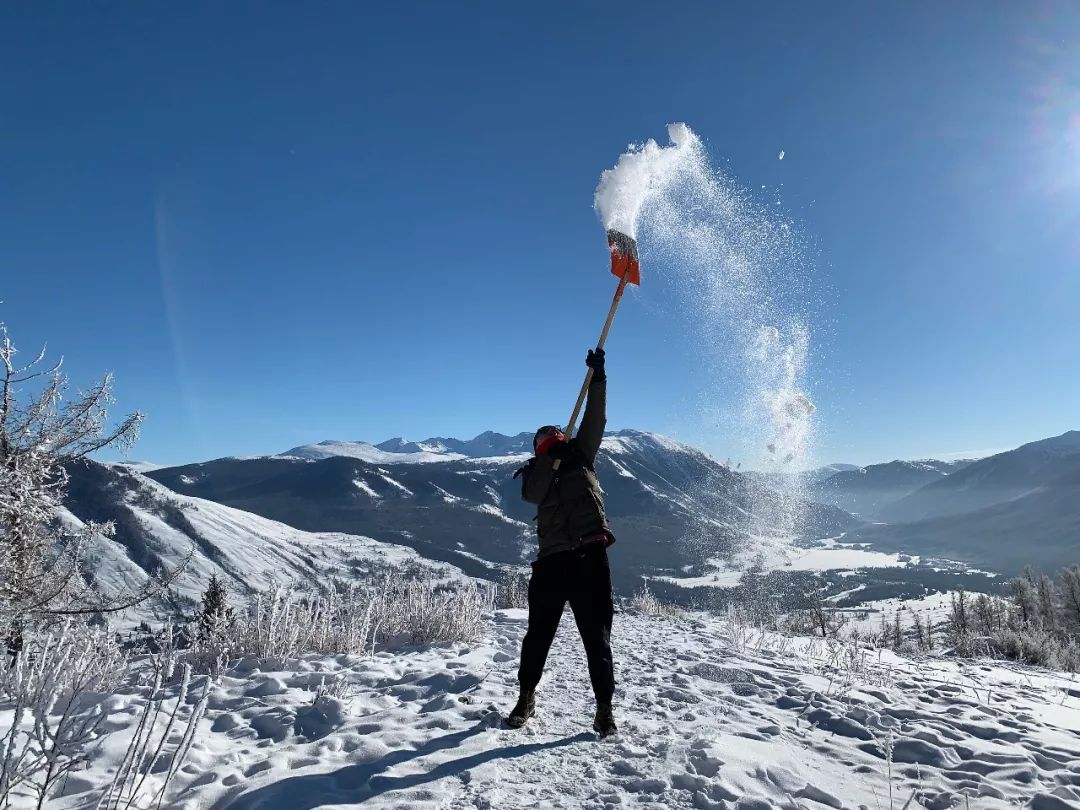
[{"left": 576, "top": 349, "right": 607, "bottom": 463}]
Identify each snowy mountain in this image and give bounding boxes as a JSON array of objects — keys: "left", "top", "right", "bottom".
[
  {"left": 809, "top": 458, "right": 973, "bottom": 519},
  {"left": 284, "top": 432, "right": 536, "bottom": 464},
  {"left": 852, "top": 464, "right": 1080, "bottom": 574},
  {"left": 285, "top": 432, "right": 537, "bottom": 462},
  {"left": 746, "top": 462, "right": 860, "bottom": 492},
  {"left": 876, "top": 430, "right": 1080, "bottom": 523},
  {"left": 62, "top": 459, "right": 467, "bottom": 615},
  {"left": 146, "top": 430, "right": 856, "bottom": 594},
  {"left": 812, "top": 462, "right": 862, "bottom": 478},
  {"left": 376, "top": 431, "right": 535, "bottom": 458},
  {"left": 279, "top": 440, "right": 468, "bottom": 464},
  {"left": 107, "top": 459, "right": 165, "bottom": 473}
]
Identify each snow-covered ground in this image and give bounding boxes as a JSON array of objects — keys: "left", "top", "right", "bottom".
[
  {"left": 657, "top": 535, "right": 920, "bottom": 590},
  {"left": 44, "top": 609, "right": 1080, "bottom": 809}
]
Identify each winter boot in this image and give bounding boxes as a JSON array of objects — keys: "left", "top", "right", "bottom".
[
  {"left": 593, "top": 702, "right": 617, "bottom": 738},
  {"left": 507, "top": 690, "right": 535, "bottom": 728}
]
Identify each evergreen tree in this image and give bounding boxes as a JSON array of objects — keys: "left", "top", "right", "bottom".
[{"left": 198, "top": 574, "right": 232, "bottom": 642}]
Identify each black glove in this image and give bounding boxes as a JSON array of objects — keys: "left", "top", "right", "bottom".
[{"left": 586, "top": 348, "right": 606, "bottom": 381}]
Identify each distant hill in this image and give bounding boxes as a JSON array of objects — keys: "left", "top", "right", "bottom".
[
  {"left": 748, "top": 463, "right": 860, "bottom": 492},
  {"left": 810, "top": 459, "right": 973, "bottom": 519},
  {"left": 852, "top": 465, "right": 1080, "bottom": 574},
  {"left": 62, "top": 459, "right": 466, "bottom": 616},
  {"left": 876, "top": 431, "right": 1080, "bottom": 523}
]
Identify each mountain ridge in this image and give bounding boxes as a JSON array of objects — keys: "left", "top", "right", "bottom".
[
  {"left": 876, "top": 430, "right": 1080, "bottom": 523},
  {"left": 146, "top": 430, "right": 855, "bottom": 593},
  {"left": 61, "top": 459, "right": 470, "bottom": 616},
  {"left": 809, "top": 458, "right": 974, "bottom": 518}
]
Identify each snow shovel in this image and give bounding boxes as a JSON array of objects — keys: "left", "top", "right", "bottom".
[{"left": 554, "top": 229, "right": 640, "bottom": 470}]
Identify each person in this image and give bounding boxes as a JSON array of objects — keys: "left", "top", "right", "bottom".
[{"left": 509, "top": 348, "right": 617, "bottom": 737}]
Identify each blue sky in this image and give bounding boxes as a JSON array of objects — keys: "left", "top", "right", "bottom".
[{"left": 2, "top": 1, "right": 1078, "bottom": 468}]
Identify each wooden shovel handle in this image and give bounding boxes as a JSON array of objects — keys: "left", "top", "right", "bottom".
[{"left": 554, "top": 271, "right": 630, "bottom": 470}]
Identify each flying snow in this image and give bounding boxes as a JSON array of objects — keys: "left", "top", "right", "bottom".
[
  {"left": 593, "top": 122, "right": 698, "bottom": 238},
  {"left": 598, "top": 123, "right": 818, "bottom": 541}
]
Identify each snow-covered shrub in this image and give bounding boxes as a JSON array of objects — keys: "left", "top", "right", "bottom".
[
  {"left": 188, "top": 576, "right": 493, "bottom": 669},
  {"left": 1, "top": 622, "right": 120, "bottom": 805},
  {"left": 0, "top": 621, "right": 206, "bottom": 807},
  {"left": 628, "top": 581, "right": 681, "bottom": 617},
  {"left": 495, "top": 570, "right": 529, "bottom": 610},
  {"left": 988, "top": 625, "right": 1080, "bottom": 672},
  {"left": 227, "top": 587, "right": 376, "bottom": 662},
  {"left": 98, "top": 661, "right": 211, "bottom": 810},
  {"left": 378, "top": 577, "right": 493, "bottom": 645}
]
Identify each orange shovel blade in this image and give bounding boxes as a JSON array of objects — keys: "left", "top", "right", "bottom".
[{"left": 607, "top": 229, "right": 640, "bottom": 285}]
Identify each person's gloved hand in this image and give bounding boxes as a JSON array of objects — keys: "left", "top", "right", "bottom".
[
  {"left": 547, "top": 441, "right": 574, "bottom": 462},
  {"left": 586, "top": 348, "right": 606, "bottom": 381}
]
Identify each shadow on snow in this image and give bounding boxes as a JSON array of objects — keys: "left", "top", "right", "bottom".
[{"left": 215, "top": 721, "right": 590, "bottom": 809}]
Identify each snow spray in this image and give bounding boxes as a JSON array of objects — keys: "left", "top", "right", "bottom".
[{"left": 594, "top": 124, "right": 817, "bottom": 543}]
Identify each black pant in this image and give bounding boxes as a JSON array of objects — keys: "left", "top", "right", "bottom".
[{"left": 517, "top": 544, "right": 615, "bottom": 703}]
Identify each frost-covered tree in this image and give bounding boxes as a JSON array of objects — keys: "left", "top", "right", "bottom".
[
  {"left": 878, "top": 610, "right": 890, "bottom": 646},
  {"left": 495, "top": 569, "right": 529, "bottom": 610},
  {"left": 1010, "top": 572, "right": 1037, "bottom": 626},
  {"left": 1061, "top": 565, "right": 1080, "bottom": 631},
  {"left": 787, "top": 578, "right": 846, "bottom": 639},
  {"left": 973, "top": 593, "right": 1004, "bottom": 636},
  {"left": 948, "top": 588, "right": 969, "bottom": 635},
  {"left": 911, "top": 611, "right": 927, "bottom": 651},
  {"left": 1035, "top": 574, "right": 1060, "bottom": 631},
  {"left": 0, "top": 320, "right": 178, "bottom": 619}
]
